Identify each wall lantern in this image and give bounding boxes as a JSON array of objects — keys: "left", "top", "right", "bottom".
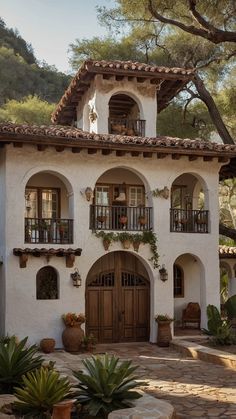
[
  {"left": 71, "top": 269, "right": 82, "bottom": 287},
  {"left": 84, "top": 187, "right": 94, "bottom": 202},
  {"left": 159, "top": 265, "right": 168, "bottom": 282}
]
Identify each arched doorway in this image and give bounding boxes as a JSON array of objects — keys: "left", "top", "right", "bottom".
[
  {"left": 86, "top": 251, "right": 150, "bottom": 343},
  {"left": 108, "top": 93, "right": 145, "bottom": 136}
]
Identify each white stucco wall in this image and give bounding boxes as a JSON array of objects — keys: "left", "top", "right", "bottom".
[{"left": 1, "top": 144, "right": 222, "bottom": 345}]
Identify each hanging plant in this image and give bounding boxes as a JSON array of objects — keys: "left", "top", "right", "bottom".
[
  {"left": 94, "top": 231, "right": 159, "bottom": 269},
  {"left": 151, "top": 186, "right": 169, "bottom": 199}
]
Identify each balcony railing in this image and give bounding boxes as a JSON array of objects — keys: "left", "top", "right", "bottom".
[
  {"left": 109, "top": 118, "right": 146, "bottom": 137},
  {"left": 90, "top": 205, "right": 152, "bottom": 231},
  {"left": 25, "top": 218, "right": 73, "bottom": 244},
  {"left": 170, "top": 209, "right": 209, "bottom": 233}
]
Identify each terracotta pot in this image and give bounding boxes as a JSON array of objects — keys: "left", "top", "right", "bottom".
[
  {"left": 121, "top": 239, "right": 131, "bottom": 249},
  {"left": 157, "top": 320, "right": 172, "bottom": 347},
  {"left": 119, "top": 216, "right": 128, "bottom": 225},
  {"left": 103, "top": 239, "right": 111, "bottom": 250},
  {"left": 62, "top": 324, "right": 84, "bottom": 352},
  {"left": 40, "top": 338, "right": 55, "bottom": 354},
  {"left": 138, "top": 216, "right": 147, "bottom": 225},
  {"left": 133, "top": 241, "right": 140, "bottom": 252},
  {"left": 97, "top": 215, "right": 107, "bottom": 223},
  {"left": 52, "top": 399, "right": 75, "bottom": 419}
]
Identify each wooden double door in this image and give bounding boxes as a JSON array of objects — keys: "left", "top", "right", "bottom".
[{"left": 86, "top": 252, "right": 150, "bottom": 343}]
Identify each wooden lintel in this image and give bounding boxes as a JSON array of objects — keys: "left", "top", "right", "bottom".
[
  {"left": 131, "top": 151, "right": 140, "bottom": 157},
  {"left": 66, "top": 254, "right": 75, "bottom": 268},
  {"left": 172, "top": 154, "right": 181, "bottom": 160},
  {"left": 55, "top": 146, "right": 65, "bottom": 152},
  {"left": 102, "top": 149, "right": 112, "bottom": 155},
  {"left": 218, "top": 156, "right": 229, "bottom": 163},
  {"left": 37, "top": 144, "right": 47, "bottom": 151},
  {"left": 116, "top": 150, "right": 126, "bottom": 157},
  {"left": 72, "top": 147, "right": 81, "bottom": 153},
  {"left": 88, "top": 149, "right": 97, "bottom": 155},
  {"left": 203, "top": 156, "right": 213, "bottom": 161},
  {"left": 19, "top": 253, "right": 28, "bottom": 268},
  {"left": 157, "top": 153, "right": 167, "bottom": 159},
  {"left": 143, "top": 152, "right": 153, "bottom": 158},
  {"left": 189, "top": 155, "right": 198, "bottom": 161},
  {"left": 13, "top": 142, "right": 23, "bottom": 148}
]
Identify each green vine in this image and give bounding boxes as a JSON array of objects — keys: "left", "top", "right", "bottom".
[{"left": 94, "top": 230, "right": 159, "bottom": 269}]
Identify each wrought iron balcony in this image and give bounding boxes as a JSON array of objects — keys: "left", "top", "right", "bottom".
[
  {"left": 109, "top": 118, "right": 146, "bottom": 137},
  {"left": 90, "top": 205, "right": 152, "bottom": 231},
  {"left": 170, "top": 209, "right": 209, "bottom": 233},
  {"left": 25, "top": 218, "right": 73, "bottom": 244}
]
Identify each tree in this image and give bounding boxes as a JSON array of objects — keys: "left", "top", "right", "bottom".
[
  {"left": 97, "top": 0, "right": 236, "bottom": 144},
  {"left": 0, "top": 96, "right": 55, "bottom": 125}
]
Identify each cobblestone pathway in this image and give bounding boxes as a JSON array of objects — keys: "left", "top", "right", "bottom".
[{"left": 45, "top": 342, "right": 236, "bottom": 419}]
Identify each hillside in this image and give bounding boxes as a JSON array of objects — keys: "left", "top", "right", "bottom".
[{"left": 0, "top": 18, "right": 71, "bottom": 106}]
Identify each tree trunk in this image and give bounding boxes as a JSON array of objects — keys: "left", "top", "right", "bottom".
[
  {"left": 219, "top": 223, "right": 236, "bottom": 241},
  {"left": 193, "top": 74, "right": 234, "bottom": 145}
]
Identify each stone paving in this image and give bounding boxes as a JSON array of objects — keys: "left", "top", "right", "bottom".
[{"left": 44, "top": 342, "right": 236, "bottom": 419}]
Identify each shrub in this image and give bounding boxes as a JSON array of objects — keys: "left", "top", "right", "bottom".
[
  {"left": 73, "top": 354, "right": 146, "bottom": 417},
  {"left": 224, "top": 295, "right": 236, "bottom": 319},
  {"left": 13, "top": 367, "right": 72, "bottom": 418},
  {"left": 203, "top": 304, "right": 235, "bottom": 345},
  {"left": 0, "top": 336, "right": 43, "bottom": 394}
]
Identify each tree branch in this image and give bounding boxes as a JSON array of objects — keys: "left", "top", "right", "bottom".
[{"left": 148, "top": 0, "right": 236, "bottom": 44}]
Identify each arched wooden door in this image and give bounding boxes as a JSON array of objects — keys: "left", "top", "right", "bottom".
[{"left": 86, "top": 252, "right": 150, "bottom": 343}]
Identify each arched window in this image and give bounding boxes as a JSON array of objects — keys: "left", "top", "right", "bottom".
[
  {"left": 36, "top": 267, "right": 58, "bottom": 300},
  {"left": 173, "top": 264, "right": 184, "bottom": 298}
]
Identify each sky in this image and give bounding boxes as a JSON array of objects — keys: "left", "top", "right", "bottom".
[{"left": 1, "top": 0, "right": 115, "bottom": 73}]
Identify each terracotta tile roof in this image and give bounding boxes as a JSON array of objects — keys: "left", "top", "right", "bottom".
[
  {"left": 1, "top": 123, "right": 236, "bottom": 157},
  {"left": 219, "top": 246, "right": 236, "bottom": 257},
  {"left": 51, "top": 59, "right": 195, "bottom": 125}
]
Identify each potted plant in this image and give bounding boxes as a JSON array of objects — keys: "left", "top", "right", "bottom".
[
  {"left": 61, "top": 313, "right": 85, "bottom": 352},
  {"left": 81, "top": 334, "right": 97, "bottom": 352},
  {"left": 155, "top": 314, "right": 173, "bottom": 347},
  {"left": 118, "top": 232, "right": 132, "bottom": 249},
  {"left": 40, "top": 338, "right": 56, "bottom": 354},
  {"left": 119, "top": 215, "right": 128, "bottom": 225},
  {"left": 97, "top": 215, "right": 107, "bottom": 224},
  {"left": 132, "top": 233, "right": 143, "bottom": 252},
  {"left": 95, "top": 231, "right": 118, "bottom": 251}
]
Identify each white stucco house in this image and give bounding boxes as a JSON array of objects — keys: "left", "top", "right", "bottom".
[{"left": 0, "top": 59, "right": 236, "bottom": 347}]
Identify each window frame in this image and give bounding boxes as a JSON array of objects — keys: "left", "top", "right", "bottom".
[
  {"left": 25, "top": 186, "right": 61, "bottom": 219},
  {"left": 173, "top": 264, "right": 184, "bottom": 298}
]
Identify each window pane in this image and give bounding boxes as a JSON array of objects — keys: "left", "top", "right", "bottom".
[
  {"left": 42, "top": 190, "right": 58, "bottom": 218},
  {"left": 95, "top": 186, "right": 110, "bottom": 205}
]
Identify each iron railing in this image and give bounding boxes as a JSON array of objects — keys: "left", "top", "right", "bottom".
[
  {"left": 109, "top": 118, "right": 146, "bottom": 137},
  {"left": 170, "top": 209, "right": 209, "bottom": 233},
  {"left": 25, "top": 218, "right": 73, "bottom": 244},
  {"left": 90, "top": 205, "right": 152, "bottom": 231}
]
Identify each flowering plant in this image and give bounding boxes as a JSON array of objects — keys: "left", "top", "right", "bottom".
[
  {"left": 155, "top": 314, "right": 174, "bottom": 322},
  {"left": 62, "top": 313, "right": 85, "bottom": 327}
]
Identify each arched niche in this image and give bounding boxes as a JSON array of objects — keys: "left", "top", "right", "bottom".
[
  {"left": 108, "top": 93, "right": 145, "bottom": 136},
  {"left": 36, "top": 266, "right": 59, "bottom": 300}
]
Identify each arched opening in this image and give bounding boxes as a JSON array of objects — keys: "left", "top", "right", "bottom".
[
  {"left": 108, "top": 93, "right": 145, "bottom": 136},
  {"left": 25, "top": 171, "right": 73, "bottom": 244},
  {"left": 170, "top": 173, "right": 208, "bottom": 233},
  {"left": 86, "top": 251, "right": 150, "bottom": 343},
  {"left": 173, "top": 253, "right": 204, "bottom": 333},
  {"left": 90, "top": 167, "right": 152, "bottom": 231},
  {"left": 36, "top": 266, "right": 58, "bottom": 300}
]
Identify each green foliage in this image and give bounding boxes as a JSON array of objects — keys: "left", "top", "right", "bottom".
[
  {"left": 224, "top": 295, "right": 236, "bottom": 320},
  {"left": 0, "top": 335, "right": 18, "bottom": 345},
  {"left": 13, "top": 367, "right": 72, "bottom": 418},
  {"left": 155, "top": 314, "right": 173, "bottom": 322},
  {"left": 81, "top": 334, "right": 97, "bottom": 351},
  {"left": 0, "top": 95, "right": 55, "bottom": 124},
  {"left": 73, "top": 354, "right": 145, "bottom": 417},
  {"left": 0, "top": 337, "right": 43, "bottom": 394},
  {"left": 94, "top": 231, "right": 159, "bottom": 268},
  {"left": 203, "top": 305, "right": 235, "bottom": 345}
]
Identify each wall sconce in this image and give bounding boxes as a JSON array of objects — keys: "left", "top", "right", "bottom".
[
  {"left": 159, "top": 265, "right": 168, "bottom": 282},
  {"left": 71, "top": 269, "right": 82, "bottom": 287},
  {"left": 82, "top": 187, "right": 94, "bottom": 202}
]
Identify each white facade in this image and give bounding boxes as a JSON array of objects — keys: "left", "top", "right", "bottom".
[{"left": 0, "top": 142, "right": 223, "bottom": 347}]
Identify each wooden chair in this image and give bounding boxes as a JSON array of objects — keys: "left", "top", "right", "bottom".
[{"left": 182, "top": 302, "right": 201, "bottom": 329}]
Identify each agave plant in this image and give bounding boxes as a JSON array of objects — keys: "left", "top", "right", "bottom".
[
  {"left": 13, "top": 367, "right": 72, "bottom": 418},
  {"left": 73, "top": 353, "right": 145, "bottom": 417},
  {"left": 0, "top": 336, "right": 43, "bottom": 394}
]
